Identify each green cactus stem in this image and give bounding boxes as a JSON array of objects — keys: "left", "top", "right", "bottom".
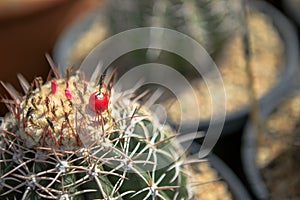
[
  {"left": 0, "top": 63, "right": 192, "bottom": 199},
  {"left": 105, "top": 0, "right": 241, "bottom": 55}
]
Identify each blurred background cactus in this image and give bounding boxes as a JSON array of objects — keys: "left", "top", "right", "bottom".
[
  {"left": 106, "top": 0, "right": 241, "bottom": 55},
  {"left": 55, "top": 0, "right": 242, "bottom": 74},
  {"left": 104, "top": 0, "right": 242, "bottom": 77}
]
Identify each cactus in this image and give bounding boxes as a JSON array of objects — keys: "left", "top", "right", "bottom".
[
  {"left": 98, "top": 0, "right": 242, "bottom": 78},
  {"left": 105, "top": 0, "right": 241, "bottom": 55},
  {"left": 0, "top": 65, "right": 192, "bottom": 199}
]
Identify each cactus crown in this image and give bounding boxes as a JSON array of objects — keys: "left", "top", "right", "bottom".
[
  {"left": 0, "top": 64, "right": 192, "bottom": 199},
  {"left": 15, "top": 72, "right": 113, "bottom": 150}
]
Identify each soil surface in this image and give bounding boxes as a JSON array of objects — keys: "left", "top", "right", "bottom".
[
  {"left": 192, "top": 161, "right": 233, "bottom": 200},
  {"left": 256, "top": 92, "right": 300, "bottom": 199}
]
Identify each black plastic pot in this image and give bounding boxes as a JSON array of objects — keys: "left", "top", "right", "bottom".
[
  {"left": 52, "top": 0, "right": 298, "bottom": 138},
  {"left": 188, "top": 143, "right": 252, "bottom": 200},
  {"left": 181, "top": 0, "right": 299, "bottom": 137},
  {"left": 53, "top": 9, "right": 107, "bottom": 73},
  {"left": 282, "top": 0, "right": 300, "bottom": 28},
  {"left": 240, "top": 1, "right": 299, "bottom": 199},
  {"left": 241, "top": 87, "right": 300, "bottom": 199},
  {"left": 209, "top": 154, "right": 252, "bottom": 200}
]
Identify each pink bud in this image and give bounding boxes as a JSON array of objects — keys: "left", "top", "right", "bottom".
[
  {"left": 65, "top": 89, "right": 73, "bottom": 99},
  {"left": 51, "top": 80, "right": 57, "bottom": 94}
]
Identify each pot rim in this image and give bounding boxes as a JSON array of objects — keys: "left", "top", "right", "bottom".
[
  {"left": 241, "top": 1, "right": 299, "bottom": 199},
  {"left": 188, "top": 142, "right": 252, "bottom": 200},
  {"left": 209, "top": 153, "right": 252, "bottom": 200}
]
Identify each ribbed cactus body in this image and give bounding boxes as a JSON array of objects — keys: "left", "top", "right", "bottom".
[
  {"left": 105, "top": 0, "right": 241, "bottom": 55},
  {"left": 0, "top": 72, "right": 191, "bottom": 199}
]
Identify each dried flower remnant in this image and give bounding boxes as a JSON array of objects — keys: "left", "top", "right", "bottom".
[{"left": 51, "top": 80, "right": 57, "bottom": 94}]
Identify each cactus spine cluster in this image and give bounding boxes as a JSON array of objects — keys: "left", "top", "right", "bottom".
[{"left": 0, "top": 65, "right": 191, "bottom": 199}]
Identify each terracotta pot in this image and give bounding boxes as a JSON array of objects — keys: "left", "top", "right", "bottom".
[{"left": 0, "top": 0, "right": 102, "bottom": 115}]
